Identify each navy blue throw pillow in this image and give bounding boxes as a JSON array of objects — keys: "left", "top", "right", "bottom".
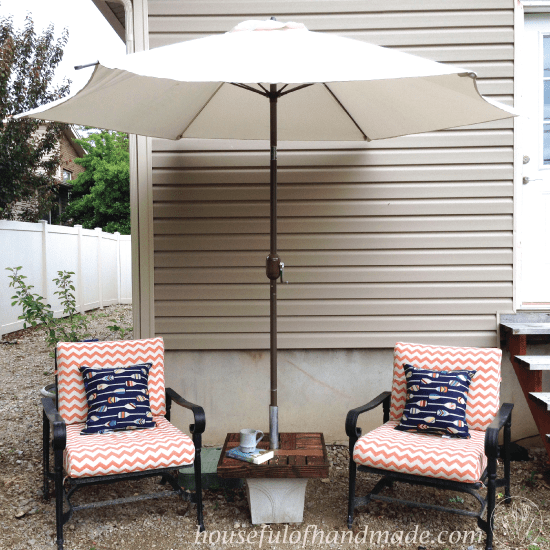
[
  {"left": 394, "top": 364, "right": 476, "bottom": 439},
  {"left": 79, "top": 363, "right": 155, "bottom": 435}
]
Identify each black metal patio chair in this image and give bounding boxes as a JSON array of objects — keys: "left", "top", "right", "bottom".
[
  {"left": 346, "top": 342, "right": 513, "bottom": 550},
  {"left": 42, "top": 337, "right": 205, "bottom": 550}
]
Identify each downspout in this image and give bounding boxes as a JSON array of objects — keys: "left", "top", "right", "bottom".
[
  {"left": 109, "top": 0, "right": 141, "bottom": 337},
  {"left": 109, "top": 0, "right": 134, "bottom": 54}
]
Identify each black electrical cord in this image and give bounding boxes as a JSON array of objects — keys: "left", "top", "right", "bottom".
[{"left": 511, "top": 434, "right": 541, "bottom": 444}]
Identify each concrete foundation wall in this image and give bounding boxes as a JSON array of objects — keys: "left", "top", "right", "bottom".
[{"left": 164, "top": 346, "right": 546, "bottom": 446}]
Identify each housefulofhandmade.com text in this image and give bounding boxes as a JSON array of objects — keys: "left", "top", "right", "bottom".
[{"left": 193, "top": 524, "right": 483, "bottom": 547}]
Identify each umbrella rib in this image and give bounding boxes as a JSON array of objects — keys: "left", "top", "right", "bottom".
[
  {"left": 74, "top": 61, "right": 99, "bottom": 70},
  {"left": 177, "top": 83, "right": 226, "bottom": 138},
  {"left": 278, "top": 83, "right": 314, "bottom": 97},
  {"left": 323, "top": 83, "right": 370, "bottom": 141},
  {"left": 230, "top": 83, "right": 269, "bottom": 97},
  {"left": 258, "top": 83, "right": 270, "bottom": 94}
]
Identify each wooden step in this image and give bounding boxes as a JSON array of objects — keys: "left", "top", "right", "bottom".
[
  {"left": 515, "top": 356, "right": 550, "bottom": 370},
  {"left": 529, "top": 392, "right": 550, "bottom": 411},
  {"left": 502, "top": 316, "right": 550, "bottom": 462},
  {"left": 501, "top": 322, "right": 550, "bottom": 335}
]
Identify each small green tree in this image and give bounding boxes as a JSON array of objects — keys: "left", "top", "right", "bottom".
[
  {"left": 6, "top": 266, "right": 90, "bottom": 350},
  {"left": 62, "top": 129, "right": 130, "bottom": 234},
  {"left": 0, "top": 14, "right": 70, "bottom": 221}
]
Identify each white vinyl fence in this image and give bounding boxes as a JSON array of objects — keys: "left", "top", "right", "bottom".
[{"left": 0, "top": 220, "right": 132, "bottom": 337}]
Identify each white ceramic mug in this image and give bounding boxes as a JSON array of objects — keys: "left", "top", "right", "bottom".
[{"left": 239, "top": 428, "right": 264, "bottom": 453}]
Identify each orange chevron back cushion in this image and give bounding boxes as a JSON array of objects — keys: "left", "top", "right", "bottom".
[
  {"left": 390, "top": 342, "right": 501, "bottom": 431},
  {"left": 56, "top": 338, "right": 166, "bottom": 425}
]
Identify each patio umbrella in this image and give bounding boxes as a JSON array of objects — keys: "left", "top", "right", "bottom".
[{"left": 18, "top": 18, "right": 516, "bottom": 449}]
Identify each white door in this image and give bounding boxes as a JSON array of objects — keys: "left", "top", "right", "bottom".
[{"left": 520, "top": 13, "right": 550, "bottom": 307}]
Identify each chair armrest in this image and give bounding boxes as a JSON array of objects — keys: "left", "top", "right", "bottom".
[
  {"left": 484, "top": 402, "right": 514, "bottom": 458},
  {"left": 345, "top": 391, "right": 391, "bottom": 440},
  {"left": 165, "top": 387, "right": 206, "bottom": 435},
  {"left": 42, "top": 397, "right": 66, "bottom": 451}
]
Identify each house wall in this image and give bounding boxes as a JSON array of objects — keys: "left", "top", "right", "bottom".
[
  {"left": 10, "top": 125, "right": 55, "bottom": 219},
  {"left": 9, "top": 126, "right": 85, "bottom": 220},
  {"left": 145, "top": 0, "right": 531, "bottom": 443},
  {"left": 60, "top": 133, "right": 85, "bottom": 181},
  {"left": 165, "top": 348, "right": 541, "bottom": 445}
]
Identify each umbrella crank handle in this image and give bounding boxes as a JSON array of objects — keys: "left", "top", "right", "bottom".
[{"left": 279, "top": 262, "right": 289, "bottom": 284}]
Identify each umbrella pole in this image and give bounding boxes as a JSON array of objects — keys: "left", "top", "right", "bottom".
[{"left": 266, "top": 84, "right": 279, "bottom": 450}]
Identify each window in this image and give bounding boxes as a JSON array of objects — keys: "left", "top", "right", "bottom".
[{"left": 63, "top": 169, "right": 72, "bottom": 183}]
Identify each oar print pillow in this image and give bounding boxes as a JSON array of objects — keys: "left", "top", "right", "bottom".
[
  {"left": 395, "top": 364, "right": 476, "bottom": 439},
  {"left": 79, "top": 363, "right": 155, "bottom": 435}
]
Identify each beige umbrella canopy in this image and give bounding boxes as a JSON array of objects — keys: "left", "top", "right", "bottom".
[{"left": 18, "top": 18, "right": 516, "bottom": 449}]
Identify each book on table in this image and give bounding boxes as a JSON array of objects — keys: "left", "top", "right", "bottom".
[{"left": 226, "top": 447, "right": 274, "bottom": 465}]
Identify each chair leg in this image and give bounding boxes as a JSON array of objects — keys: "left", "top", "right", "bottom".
[
  {"left": 193, "top": 435, "right": 205, "bottom": 532},
  {"left": 43, "top": 409, "right": 50, "bottom": 500},
  {"left": 54, "top": 448, "right": 64, "bottom": 550},
  {"left": 503, "top": 414, "right": 512, "bottom": 503},
  {"left": 485, "top": 457, "right": 497, "bottom": 550},
  {"left": 347, "top": 454, "right": 357, "bottom": 528}
]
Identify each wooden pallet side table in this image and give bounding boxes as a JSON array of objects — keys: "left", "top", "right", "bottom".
[{"left": 217, "top": 432, "right": 329, "bottom": 523}]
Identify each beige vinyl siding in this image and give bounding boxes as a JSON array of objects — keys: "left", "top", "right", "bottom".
[{"left": 149, "top": 0, "right": 514, "bottom": 350}]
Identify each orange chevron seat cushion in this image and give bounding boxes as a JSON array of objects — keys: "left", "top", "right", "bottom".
[
  {"left": 353, "top": 420, "right": 487, "bottom": 483},
  {"left": 64, "top": 416, "right": 195, "bottom": 478}
]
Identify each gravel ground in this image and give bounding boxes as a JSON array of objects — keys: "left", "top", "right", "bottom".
[{"left": 1, "top": 305, "right": 550, "bottom": 550}]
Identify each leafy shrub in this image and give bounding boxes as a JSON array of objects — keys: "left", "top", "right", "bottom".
[{"left": 6, "top": 266, "right": 90, "bottom": 350}]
